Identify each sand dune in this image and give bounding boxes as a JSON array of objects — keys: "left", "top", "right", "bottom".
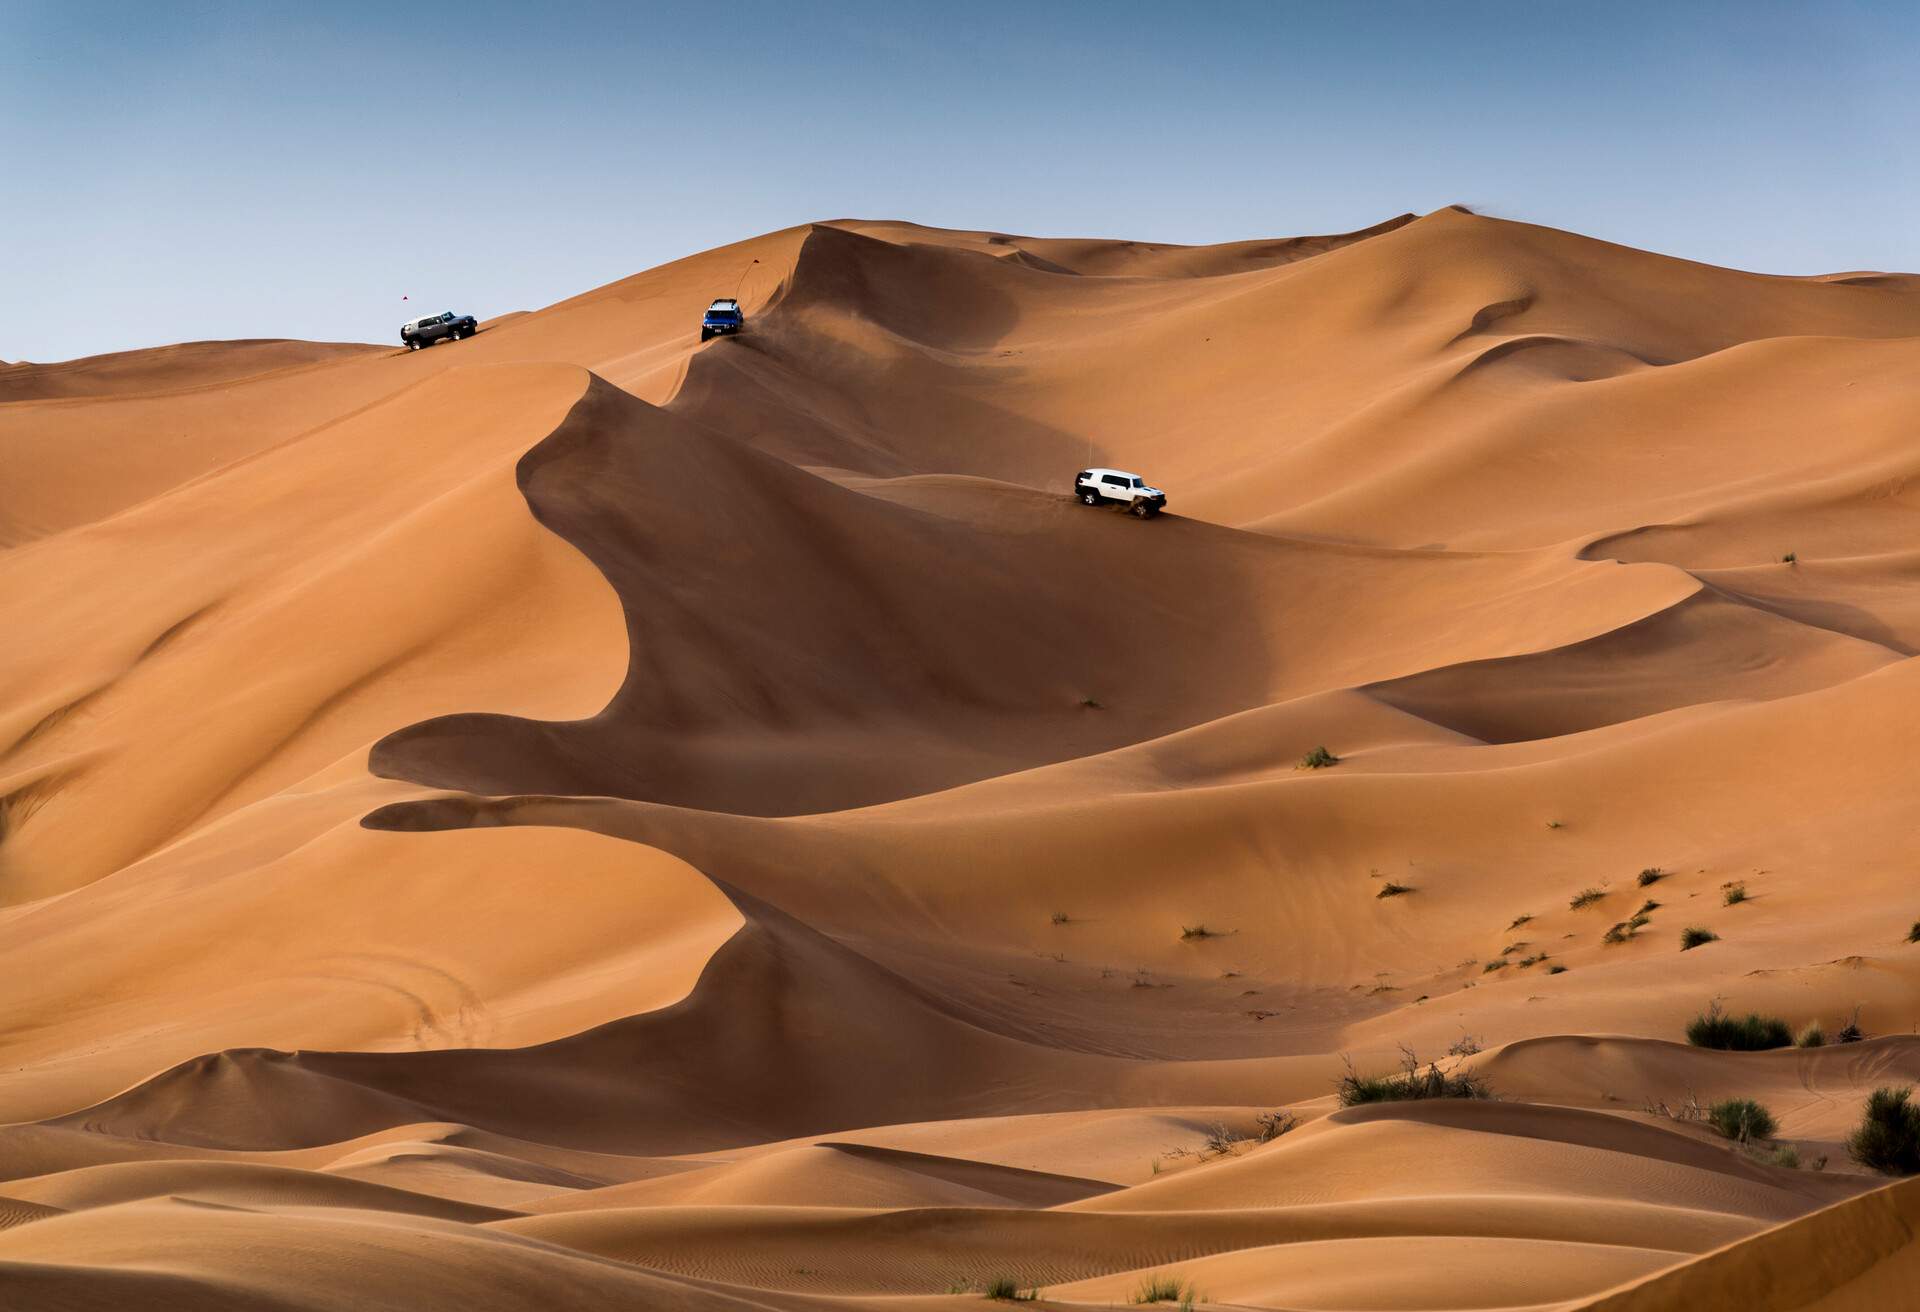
[{"left": 5, "top": 208, "right": 1920, "bottom": 1308}]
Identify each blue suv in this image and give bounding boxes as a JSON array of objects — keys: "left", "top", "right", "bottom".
[{"left": 700, "top": 298, "right": 744, "bottom": 341}]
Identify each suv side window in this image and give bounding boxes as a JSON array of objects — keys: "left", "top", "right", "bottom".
[{"left": 1104, "top": 475, "right": 1126, "bottom": 486}]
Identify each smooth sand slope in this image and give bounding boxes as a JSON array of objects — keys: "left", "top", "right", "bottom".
[{"left": 4, "top": 208, "right": 1920, "bottom": 1309}]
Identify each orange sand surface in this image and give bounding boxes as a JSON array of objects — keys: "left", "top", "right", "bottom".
[{"left": 5, "top": 209, "right": 1920, "bottom": 1309}]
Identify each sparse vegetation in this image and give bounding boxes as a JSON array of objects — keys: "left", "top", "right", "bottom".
[
  {"left": 1636, "top": 899, "right": 1661, "bottom": 916},
  {"left": 1256, "top": 1110, "right": 1299, "bottom": 1142},
  {"left": 1517, "top": 953, "right": 1548, "bottom": 968},
  {"left": 1376, "top": 882, "right": 1413, "bottom": 898},
  {"left": 1847, "top": 1085, "right": 1920, "bottom": 1175},
  {"left": 1755, "top": 1143, "right": 1801, "bottom": 1169},
  {"left": 1080, "top": 696, "right": 1104, "bottom": 709},
  {"left": 1782, "top": 551, "right": 1797, "bottom": 565},
  {"left": 1637, "top": 868, "right": 1664, "bottom": 887},
  {"left": 1546, "top": 963, "right": 1567, "bottom": 974},
  {"left": 1507, "top": 913, "right": 1533, "bottom": 930},
  {"left": 1299, "top": 745, "right": 1339, "bottom": 770},
  {"left": 1482, "top": 960, "right": 1507, "bottom": 973},
  {"left": 1680, "top": 926, "right": 1719, "bottom": 950},
  {"left": 1906, "top": 921, "right": 1919, "bottom": 944},
  {"left": 1722, "top": 882, "right": 1749, "bottom": 906},
  {"left": 1835, "top": 1007, "right": 1866, "bottom": 1044},
  {"left": 1546, "top": 819, "right": 1564, "bottom": 829},
  {"left": 1180, "top": 924, "right": 1222, "bottom": 940},
  {"left": 1133, "top": 1273, "right": 1193, "bottom": 1304},
  {"left": 984, "top": 1276, "right": 1037, "bottom": 1301},
  {"left": 1569, "top": 887, "right": 1606, "bottom": 910},
  {"left": 1338, "top": 1048, "right": 1492, "bottom": 1106},
  {"left": 1707, "top": 1097, "right": 1778, "bottom": 1143},
  {"left": 1686, "top": 1001, "right": 1791, "bottom": 1051},
  {"left": 1447, "top": 1034, "right": 1483, "bottom": 1057},
  {"left": 1795, "top": 1021, "right": 1826, "bottom": 1048},
  {"left": 1050, "top": 911, "right": 1070, "bottom": 925},
  {"left": 1602, "top": 921, "right": 1633, "bottom": 945}
]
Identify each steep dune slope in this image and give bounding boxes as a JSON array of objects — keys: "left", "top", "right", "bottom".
[{"left": 6, "top": 210, "right": 1920, "bottom": 1311}]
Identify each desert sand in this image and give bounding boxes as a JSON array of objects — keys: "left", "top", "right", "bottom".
[{"left": 3, "top": 207, "right": 1919, "bottom": 1309}]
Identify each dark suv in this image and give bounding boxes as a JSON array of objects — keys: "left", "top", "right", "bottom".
[
  {"left": 700, "top": 298, "right": 744, "bottom": 341},
  {"left": 401, "top": 311, "right": 478, "bottom": 351}
]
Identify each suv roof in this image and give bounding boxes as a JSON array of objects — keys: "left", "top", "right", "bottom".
[
  {"left": 708, "top": 298, "right": 739, "bottom": 310},
  {"left": 1081, "top": 467, "right": 1143, "bottom": 480}
]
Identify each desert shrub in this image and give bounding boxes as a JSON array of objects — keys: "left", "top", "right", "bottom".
[
  {"left": 1707, "top": 1097, "right": 1778, "bottom": 1143},
  {"left": 1507, "top": 913, "right": 1533, "bottom": 930},
  {"left": 1756, "top": 1143, "right": 1801, "bottom": 1169},
  {"left": 1338, "top": 1048, "right": 1492, "bottom": 1106},
  {"left": 1834, "top": 1008, "right": 1866, "bottom": 1043},
  {"left": 1906, "top": 921, "right": 1919, "bottom": 944},
  {"left": 984, "top": 1276, "right": 1038, "bottom": 1301},
  {"left": 1299, "top": 745, "right": 1339, "bottom": 769},
  {"left": 1546, "top": 819, "right": 1564, "bottom": 829},
  {"left": 1795, "top": 1021, "right": 1826, "bottom": 1048},
  {"left": 1482, "top": 960, "right": 1506, "bottom": 973},
  {"left": 1782, "top": 551, "right": 1797, "bottom": 565},
  {"left": 1546, "top": 963, "right": 1568, "bottom": 974},
  {"left": 1200, "top": 1122, "right": 1236, "bottom": 1155},
  {"left": 1723, "top": 882, "right": 1749, "bottom": 906},
  {"left": 1637, "top": 868, "right": 1664, "bottom": 887},
  {"left": 1256, "top": 1110, "right": 1298, "bottom": 1142},
  {"left": 1569, "top": 887, "right": 1606, "bottom": 910},
  {"left": 1376, "top": 882, "right": 1412, "bottom": 898},
  {"left": 1680, "top": 926, "right": 1719, "bottom": 950},
  {"left": 1180, "top": 924, "right": 1221, "bottom": 940},
  {"left": 1848, "top": 1086, "right": 1920, "bottom": 1175},
  {"left": 1602, "top": 922, "right": 1632, "bottom": 945},
  {"left": 1686, "top": 1002, "right": 1790, "bottom": 1050},
  {"left": 1637, "top": 899, "right": 1661, "bottom": 916},
  {"left": 1133, "top": 1273, "right": 1192, "bottom": 1304},
  {"left": 1050, "top": 911, "right": 1070, "bottom": 925},
  {"left": 1448, "top": 1034, "right": 1483, "bottom": 1057}
]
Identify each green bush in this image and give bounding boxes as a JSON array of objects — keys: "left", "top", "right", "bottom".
[
  {"left": 1680, "top": 926, "right": 1719, "bottom": 950},
  {"left": 1795, "top": 1021, "right": 1825, "bottom": 1048},
  {"left": 1723, "top": 882, "right": 1749, "bottom": 906},
  {"left": 1299, "top": 745, "right": 1339, "bottom": 769},
  {"left": 1707, "top": 1098, "right": 1778, "bottom": 1142},
  {"left": 1339, "top": 1049, "right": 1492, "bottom": 1106},
  {"left": 1848, "top": 1087, "right": 1920, "bottom": 1175},
  {"left": 984, "top": 1275, "right": 1037, "bottom": 1301},
  {"left": 1133, "top": 1272, "right": 1192, "bottom": 1304},
  {"left": 1686, "top": 1002, "right": 1791, "bottom": 1051}
]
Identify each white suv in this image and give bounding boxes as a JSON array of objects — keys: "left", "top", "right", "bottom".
[{"left": 1074, "top": 467, "right": 1166, "bottom": 517}]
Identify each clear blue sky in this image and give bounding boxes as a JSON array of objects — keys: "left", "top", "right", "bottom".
[{"left": 4, "top": 1, "right": 1916, "bottom": 361}]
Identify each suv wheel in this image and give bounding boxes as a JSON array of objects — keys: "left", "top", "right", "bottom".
[
  {"left": 407, "top": 339, "right": 422, "bottom": 351},
  {"left": 1131, "top": 500, "right": 1155, "bottom": 518},
  {"left": 1078, "top": 489, "right": 1099, "bottom": 506}
]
